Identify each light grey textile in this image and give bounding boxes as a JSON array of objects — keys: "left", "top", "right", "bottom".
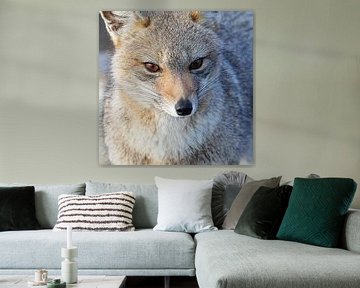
[
  {"left": 0, "top": 229, "right": 195, "bottom": 272},
  {"left": 85, "top": 181, "right": 158, "bottom": 228},
  {"left": 154, "top": 177, "right": 216, "bottom": 233},
  {"left": 342, "top": 209, "right": 360, "bottom": 253},
  {"left": 195, "top": 230, "right": 360, "bottom": 288},
  {"left": 212, "top": 171, "right": 252, "bottom": 228},
  {"left": 0, "top": 183, "right": 85, "bottom": 228}
]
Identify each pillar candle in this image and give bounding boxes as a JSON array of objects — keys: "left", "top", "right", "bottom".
[{"left": 67, "top": 225, "right": 72, "bottom": 249}]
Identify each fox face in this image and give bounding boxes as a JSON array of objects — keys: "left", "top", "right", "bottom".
[{"left": 101, "top": 11, "right": 221, "bottom": 117}]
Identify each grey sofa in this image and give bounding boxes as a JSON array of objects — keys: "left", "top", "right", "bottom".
[{"left": 0, "top": 181, "right": 360, "bottom": 288}]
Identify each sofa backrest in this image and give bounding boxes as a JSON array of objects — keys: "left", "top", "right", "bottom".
[
  {"left": 0, "top": 183, "right": 86, "bottom": 229},
  {"left": 86, "top": 181, "right": 158, "bottom": 229}
]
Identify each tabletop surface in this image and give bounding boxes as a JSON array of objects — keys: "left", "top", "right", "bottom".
[{"left": 0, "top": 275, "right": 126, "bottom": 288}]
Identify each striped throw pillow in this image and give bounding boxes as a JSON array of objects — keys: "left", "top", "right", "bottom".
[{"left": 53, "top": 192, "right": 136, "bottom": 231}]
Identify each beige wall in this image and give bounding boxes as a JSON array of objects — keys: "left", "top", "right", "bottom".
[{"left": 0, "top": 0, "right": 359, "bottom": 207}]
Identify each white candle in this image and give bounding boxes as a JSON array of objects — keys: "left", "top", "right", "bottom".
[{"left": 67, "top": 225, "right": 72, "bottom": 249}]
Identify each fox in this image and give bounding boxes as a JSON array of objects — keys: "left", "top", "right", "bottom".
[{"left": 99, "top": 11, "right": 253, "bottom": 165}]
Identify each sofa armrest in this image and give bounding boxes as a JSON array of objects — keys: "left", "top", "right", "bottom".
[{"left": 342, "top": 209, "right": 360, "bottom": 253}]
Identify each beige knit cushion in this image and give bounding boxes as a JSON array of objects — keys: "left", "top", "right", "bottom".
[{"left": 53, "top": 192, "right": 135, "bottom": 231}]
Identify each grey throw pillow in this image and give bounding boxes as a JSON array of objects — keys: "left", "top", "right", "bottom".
[
  {"left": 222, "top": 176, "right": 281, "bottom": 230},
  {"left": 153, "top": 177, "right": 217, "bottom": 233},
  {"left": 212, "top": 171, "right": 252, "bottom": 228}
]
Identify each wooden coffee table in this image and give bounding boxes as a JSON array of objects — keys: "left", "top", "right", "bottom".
[{"left": 0, "top": 275, "right": 126, "bottom": 288}]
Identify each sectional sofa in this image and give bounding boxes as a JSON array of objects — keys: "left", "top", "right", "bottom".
[{"left": 0, "top": 177, "right": 359, "bottom": 288}]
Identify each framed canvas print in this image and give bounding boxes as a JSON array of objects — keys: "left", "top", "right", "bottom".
[{"left": 99, "top": 11, "right": 253, "bottom": 165}]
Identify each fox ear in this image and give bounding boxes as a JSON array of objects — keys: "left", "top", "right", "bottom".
[
  {"left": 100, "top": 11, "right": 150, "bottom": 47},
  {"left": 190, "top": 11, "right": 202, "bottom": 22},
  {"left": 188, "top": 11, "right": 220, "bottom": 31},
  {"left": 133, "top": 11, "right": 151, "bottom": 27},
  {"left": 100, "top": 11, "right": 132, "bottom": 46},
  {"left": 100, "top": 11, "right": 129, "bottom": 33}
]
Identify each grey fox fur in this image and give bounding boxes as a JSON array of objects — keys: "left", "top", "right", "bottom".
[{"left": 100, "top": 11, "right": 253, "bottom": 165}]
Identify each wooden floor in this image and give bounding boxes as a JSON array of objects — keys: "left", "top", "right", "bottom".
[{"left": 126, "top": 276, "right": 199, "bottom": 288}]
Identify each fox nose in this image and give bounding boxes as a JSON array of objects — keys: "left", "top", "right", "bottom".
[{"left": 175, "top": 99, "right": 193, "bottom": 116}]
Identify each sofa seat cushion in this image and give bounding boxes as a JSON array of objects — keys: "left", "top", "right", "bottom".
[
  {"left": 195, "top": 230, "right": 360, "bottom": 288},
  {"left": 0, "top": 229, "right": 195, "bottom": 271}
]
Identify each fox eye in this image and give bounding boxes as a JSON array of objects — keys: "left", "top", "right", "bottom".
[
  {"left": 144, "top": 62, "right": 160, "bottom": 73},
  {"left": 189, "top": 58, "right": 204, "bottom": 70}
]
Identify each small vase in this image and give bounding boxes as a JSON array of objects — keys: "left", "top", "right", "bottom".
[{"left": 61, "top": 247, "right": 78, "bottom": 284}]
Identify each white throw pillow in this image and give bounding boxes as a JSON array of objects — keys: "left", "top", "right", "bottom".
[
  {"left": 53, "top": 192, "right": 135, "bottom": 231},
  {"left": 153, "top": 177, "right": 217, "bottom": 233}
]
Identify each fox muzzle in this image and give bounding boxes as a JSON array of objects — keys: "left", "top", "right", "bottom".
[{"left": 175, "top": 98, "right": 193, "bottom": 116}]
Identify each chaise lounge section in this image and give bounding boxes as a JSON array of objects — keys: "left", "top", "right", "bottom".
[{"left": 195, "top": 215, "right": 360, "bottom": 288}]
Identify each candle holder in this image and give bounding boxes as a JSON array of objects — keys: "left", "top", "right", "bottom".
[{"left": 61, "top": 247, "right": 78, "bottom": 284}]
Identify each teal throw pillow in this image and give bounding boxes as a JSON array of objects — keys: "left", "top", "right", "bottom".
[{"left": 277, "top": 178, "right": 357, "bottom": 247}]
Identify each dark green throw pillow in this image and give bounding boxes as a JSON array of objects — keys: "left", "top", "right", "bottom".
[
  {"left": 276, "top": 178, "right": 357, "bottom": 248},
  {"left": 0, "top": 186, "right": 41, "bottom": 231},
  {"left": 234, "top": 185, "right": 292, "bottom": 239}
]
